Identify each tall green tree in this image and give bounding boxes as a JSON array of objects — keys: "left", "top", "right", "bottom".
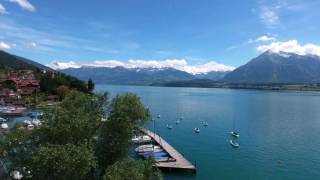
[
  {"left": 29, "top": 143, "right": 96, "bottom": 180},
  {"left": 97, "top": 93, "right": 150, "bottom": 170}
]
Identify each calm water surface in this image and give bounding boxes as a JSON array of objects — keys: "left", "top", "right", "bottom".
[{"left": 96, "top": 85, "right": 320, "bottom": 180}]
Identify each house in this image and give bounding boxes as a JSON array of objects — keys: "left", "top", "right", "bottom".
[{"left": 47, "top": 95, "right": 59, "bottom": 102}]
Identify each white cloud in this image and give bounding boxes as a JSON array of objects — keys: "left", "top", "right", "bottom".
[
  {"left": 255, "top": 35, "right": 276, "bottom": 42},
  {"left": 8, "top": 0, "right": 35, "bottom": 12},
  {"left": 0, "top": 41, "right": 11, "bottom": 49},
  {"left": 249, "top": 35, "right": 277, "bottom": 43},
  {"left": 48, "top": 61, "right": 81, "bottom": 70},
  {"left": 48, "top": 59, "right": 235, "bottom": 74},
  {"left": 259, "top": 7, "right": 280, "bottom": 28},
  {"left": 257, "top": 40, "right": 320, "bottom": 56},
  {"left": 0, "top": 3, "right": 7, "bottom": 14}
]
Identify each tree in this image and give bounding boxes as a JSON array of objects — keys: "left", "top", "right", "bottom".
[
  {"left": 56, "top": 85, "right": 70, "bottom": 100},
  {"left": 0, "top": 91, "right": 107, "bottom": 179},
  {"left": 0, "top": 91, "right": 162, "bottom": 180},
  {"left": 97, "top": 93, "right": 150, "bottom": 170},
  {"left": 88, "top": 79, "right": 95, "bottom": 93},
  {"left": 104, "top": 158, "right": 162, "bottom": 180},
  {"left": 29, "top": 143, "right": 96, "bottom": 180},
  {"left": 37, "top": 91, "right": 107, "bottom": 145}
]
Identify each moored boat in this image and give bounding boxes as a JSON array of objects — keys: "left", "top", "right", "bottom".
[
  {"left": 135, "top": 144, "right": 162, "bottom": 153},
  {"left": 229, "top": 139, "right": 240, "bottom": 148},
  {"left": 131, "top": 135, "right": 152, "bottom": 143},
  {"left": 1, "top": 123, "right": 9, "bottom": 130},
  {"left": 194, "top": 128, "right": 200, "bottom": 133},
  {"left": 230, "top": 131, "right": 240, "bottom": 138}
]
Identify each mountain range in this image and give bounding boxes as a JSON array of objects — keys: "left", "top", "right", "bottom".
[
  {"left": 223, "top": 51, "right": 320, "bottom": 83},
  {"left": 60, "top": 66, "right": 230, "bottom": 85},
  {"left": 2, "top": 50, "right": 320, "bottom": 85}
]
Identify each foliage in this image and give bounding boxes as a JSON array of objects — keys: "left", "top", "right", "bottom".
[
  {"left": 104, "top": 158, "right": 162, "bottom": 180},
  {"left": 39, "top": 72, "right": 88, "bottom": 95},
  {"left": 36, "top": 91, "right": 107, "bottom": 145},
  {"left": 56, "top": 85, "right": 70, "bottom": 101},
  {"left": 0, "top": 91, "right": 161, "bottom": 180},
  {"left": 29, "top": 143, "right": 96, "bottom": 180},
  {"left": 97, "top": 93, "right": 150, "bottom": 169}
]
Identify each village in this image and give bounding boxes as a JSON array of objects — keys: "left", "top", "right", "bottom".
[{"left": 0, "top": 69, "right": 58, "bottom": 131}]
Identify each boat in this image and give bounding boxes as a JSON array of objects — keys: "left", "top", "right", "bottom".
[
  {"left": 175, "top": 120, "right": 180, "bottom": 124},
  {"left": 23, "top": 120, "right": 32, "bottom": 126},
  {"left": 27, "top": 124, "right": 35, "bottom": 130},
  {"left": 10, "top": 170, "right": 23, "bottom": 180},
  {"left": 135, "top": 144, "right": 162, "bottom": 153},
  {"left": 203, "top": 122, "right": 209, "bottom": 127},
  {"left": 230, "top": 131, "right": 240, "bottom": 138},
  {"left": 229, "top": 139, "right": 240, "bottom": 148},
  {"left": 157, "top": 114, "right": 161, "bottom": 118},
  {"left": 153, "top": 156, "right": 170, "bottom": 162},
  {"left": 1, "top": 123, "right": 9, "bottom": 130},
  {"left": 31, "top": 119, "right": 42, "bottom": 126},
  {"left": 140, "top": 151, "right": 167, "bottom": 158},
  {"left": 131, "top": 135, "right": 152, "bottom": 143},
  {"left": 231, "top": 117, "right": 240, "bottom": 138},
  {"left": 29, "top": 111, "right": 43, "bottom": 118},
  {"left": 166, "top": 124, "right": 173, "bottom": 129},
  {"left": 194, "top": 128, "right": 200, "bottom": 133}
]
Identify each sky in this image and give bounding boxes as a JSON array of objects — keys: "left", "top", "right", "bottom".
[{"left": 0, "top": 0, "right": 320, "bottom": 73}]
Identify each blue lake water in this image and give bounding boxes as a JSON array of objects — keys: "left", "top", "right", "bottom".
[{"left": 95, "top": 85, "right": 320, "bottom": 180}]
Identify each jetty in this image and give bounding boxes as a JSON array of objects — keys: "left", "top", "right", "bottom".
[{"left": 141, "top": 128, "right": 196, "bottom": 174}]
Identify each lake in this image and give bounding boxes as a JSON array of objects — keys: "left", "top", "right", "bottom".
[{"left": 96, "top": 84, "right": 320, "bottom": 180}]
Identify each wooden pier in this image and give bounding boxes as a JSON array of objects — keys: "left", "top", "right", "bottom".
[{"left": 141, "top": 128, "right": 196, "bottom": 174}]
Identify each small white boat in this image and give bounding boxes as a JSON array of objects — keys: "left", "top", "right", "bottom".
[
  {"left": 230, "top": 139, "right": 240, "bottom": 148},
  {"left": 31, "top": 119, "right": 41, "bottom": 126},
  {"left": 166, "top": 124, "right": 173, "bottom": 129},
  {"left": 23, "top": 120, "right": 32, "bottom": 125},
  {"left": 230, "top": 131, "right": 240, "bottom": 138},
  {"left": 203, "top": 122, "right": 209, "bottom": 127},
  {"left": 10, "top": 170, "right": 23, "bottom": 180},
  {"left": 27, "top": 124, "right": 35, "bottom": 130},
  {"left": 175, "top": 120, "right": 180, "bottom": 124},
  {"left": 194, "top": 128, "right": 200, "bottom": 133},
  {"left": 135, "top": 144, "right": 162, "bottom": 153},
  {"left": 157, "top": 114, "right": 161, "bottom": 118},
  {"left": 131, "top": 135, "right": 152, "bottom": 143},
  {"left": 1, "top": 123, "right": 9, "bottom": 130}
]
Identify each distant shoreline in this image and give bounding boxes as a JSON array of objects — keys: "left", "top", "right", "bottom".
[{"left": 95, "top": 81, "right": 320, "bottom": 92}]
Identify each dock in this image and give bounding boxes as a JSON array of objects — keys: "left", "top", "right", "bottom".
[{"left": 141, "top": 128, "right": 196, "bottom": 174}]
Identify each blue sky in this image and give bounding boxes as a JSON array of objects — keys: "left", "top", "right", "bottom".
[{"left": 0, "top": 0, "right": 320, "bottom": 72}]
